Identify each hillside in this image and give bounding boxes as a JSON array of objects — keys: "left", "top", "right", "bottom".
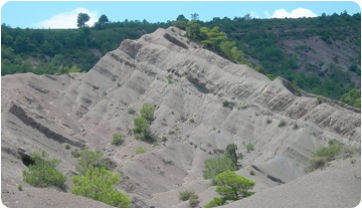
[
  {"left": 1, "top": 12, "right": 361, "bottom": 106},
  {"left": 1, "top": 27, "right": 360, "bottom": 208}
]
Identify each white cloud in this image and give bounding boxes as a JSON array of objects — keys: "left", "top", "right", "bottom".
[
  {"left": 271, "top": 8, "right": 317, "bottom": 18},
  {"left": 35, "top": 8, "right": 98, "bottom": 29}
]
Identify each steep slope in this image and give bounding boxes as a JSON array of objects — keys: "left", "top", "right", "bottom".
[{"left": 1, "top": 26, "right": 360, "bottom": 207}]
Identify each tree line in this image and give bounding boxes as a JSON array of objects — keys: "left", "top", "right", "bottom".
[{"left": 1, "top": 12, "right": 360, "bottom": 107}]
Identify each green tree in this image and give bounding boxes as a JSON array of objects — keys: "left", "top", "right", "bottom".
[
  {"left": 191, "top": 13, "right": 199, "bottom": 20},
  {"left": 140, "top": 102, "right": 155, "bottom": 122},
  {"left": 71, "top": 166, "right": 131, "bottom": 207},
  {"left": 203, "top": 154, "right": 236, "bottom": 180},
  {"left": 77, "top": 13, "right": 90, "bottom": 28},
  {"left": 186, "top": 20, "right": 201, "bottom": 40},
  {"left": 199, "top": 26, "right": 227, "bottom": 51},
  {"left": 75, "top": 149, "right": 110, "bottom": 175},
  {"left": 132, "top": 116, "right": 156, "bottom": 142},
  {"left": 98, "top": 14, "right": 109, "bottom": 23},
  {"left": 225, "top": 144, "right": 238, "bottom": 165},
  {"left": 205, "top": 170, "right": 255, "bottom": 207},
  {"left": 22, "top": 151, "right": 66, "bottom": 188}
]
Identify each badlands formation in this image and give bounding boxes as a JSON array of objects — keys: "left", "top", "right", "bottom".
[{"left": 1, "top": 27, "right": 360, "bottom": 207}]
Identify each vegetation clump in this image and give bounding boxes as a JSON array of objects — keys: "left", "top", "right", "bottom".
[
  {"left": 246, "top": 143, "right": 254, "bottom": 152},
  {"left": 71, "top": 149, "right": 80, "bottom": 158},
  {"left": 204, "top": 170, "right": 255, "bottom": 207},
  {"left": 135, "top": 146, "right": 147, "bottom": 155},
  {"left": 306, "top": 141, "right": 343, "bottom": 172},
  {"left": 75, "top": 149, "right": 110, "bottom": 175},
  {"left": 22, "top": 151, "right": 66, "bottom": 188},
  {"left": 278, "top": 120, "right": 286, "bottom": 127},
  {"left": 179, "top": 190, "right": 195, "bottom": 201},
  {"left": 188, "top": 194, "right": 199, "bottom": 208},
  {"left": 111, "top": 133, "right": 124, "bottom": 146},
  {"left": 71, "top": 166, "right": 131, "bottom": 208},
  {"left": 203, "top": 154, "right": 236, "bottom": 180},
  {"left": 132, "top": 103, "right": 157, "bottom": 142}
]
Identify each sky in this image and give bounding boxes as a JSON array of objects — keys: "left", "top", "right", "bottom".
[{"left": 1, "top": 1, "right": 361, "bottom": 29}]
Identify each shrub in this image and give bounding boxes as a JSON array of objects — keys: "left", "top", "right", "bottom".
[
  {"left": 133, "top": 116, "right": 156, "bottom": 142},
  {"left": 246, "top": 143, "right": 254, "bottom": 152},
  {"left": 18, "top": 184, "right": 23, "bottom": 191},
  {"left": 71, "top": 149, "right": 80, "bottom": 158},
  {"left": 225, "top": 144, "right": 238, "bottom": 165},
  {"left": 189, "top": 118, "right": 195, "bottom": 123},
  {"left": 222, "top": 100, "right": 230, "bottom": 107},
  {"left": 179, "top": 190, "right": 195, "bottom": 201},
  {"left": 71, "top": 166, "right": 131, "bottom": 208},
  {"left": 111, "top": 133, "right": 124, "bottom": 146},
  {"left": 278, "top": 120, "right": 286, "bottom": 127},
  {"left": 204, "top": 197, "right": 226, "bottom": 208},
  {"left": 127, "top": 107, "right": 136, "bottom": 114},
  {"left": 161, "top": 136, "right": 168, "bottom": 142},
  {"left": 212, "top": 170, "right": 255, "bottom": 204},
  {"left": 317, "top": 95, "right": 323, "bottom": 104},
  {"left": 135, "top": 146, "right": 147, "bottom": 155},
  {"left": 76, "top": 149, "right": 110, "bottom": 175},
  {"left": 203, "top": 154, "right": 236, "bottom": 180},
  {"left": 168, "top": 130, "right": 175, "bottom": 135},
  {"left": 266, "top": 118, "right": 272, "bottom": 124},
  {"left": 167, "top": 77, "right": 172, "bottom": 84},
  {"left": 65, "top": 144, "right": 70, "bottom": 150},
  {"left": 249, "top": 170, "right": 255, "bottom": 175},
  {"left": 306, "top": 141, "right": 343, "bottom": 172},
  {"left": 140, "top": 102, "right": 155, "bottom": 122},
  {"left": 189, "top": 194, "right": 199, "bottom": 207},
  {"left": 22, "top": 151, "right": 66, "bottom": 188}
]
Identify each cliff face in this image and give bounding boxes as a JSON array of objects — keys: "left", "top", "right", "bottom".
[{"left": 1, "top": 27, "right": 360, "bottom": 208}]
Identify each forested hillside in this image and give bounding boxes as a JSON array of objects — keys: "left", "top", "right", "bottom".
[{"left": 1, "top": 12, "right": 360, "bottom": 107}]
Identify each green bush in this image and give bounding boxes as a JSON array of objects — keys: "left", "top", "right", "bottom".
[
  {"left": 246, "top": 143, "right": 254, "bottom": 152},
  {"left": 225, "top": 143, "right": 238, "bottom": 165},
  {"left": 22, "top": 151, "right": 66, "bottom": 188},
  {"left": 278, "top": 120, "right": 286, "bottom": 127},
  {"left": 189, "top": 118, "right": 195, "bottom": 123},
  {"left": 204, "top": 197, "right": 226, "bottom": 208},
  {"left": 317, "top": 95, "right": 323, "bottom": 104},
  {"left": 162, "top": 136, "right": 168, "bottom": 142},
  {"left": 64, "top": 144, "right": 70, "bottom": 150},
  {"left": 140, "top": 102, "right": 155, "bottom": 122},
  {"left": 249, "top": 169, "right": 255, "bottom": 175},
  {"left": 179, "top": 190, "right": 195, "bottom": 201},
  {"left": 71, "top": 149, "right": 80, "bottom": 158},
  {"left": 189, "top": 194, "right": 199, "bottom": 208},
  {"left": 127, "top": 107, "right": 136, "bottom": 114},
  {"left": 75, "top": 149, "right": 110, "bottom": 175},
  {"left": 168, "top": 130, "right": 175, "bottom": 135},
  {"left": 111, "top": 133, "right": 124, "bottom": 146},
  {"left": 133, "top": 116, "right": 156, "bottom": 142},
  {"left": 135, "top": 146, "right": 147, "bottom": 155},
  {"left": 203, "top": 154, "right": 236, "bottom": 180},
  {"left": 266, "top": 118, "right": 272, "bottom": 124},
  {"left": 18, "top": 184, "right": 23, "bottom": 191},
  {"left": 306, "top": 141, "right": 343, "bottom": 172},
  {"left": 71, "top": 166, "right": 131, "bottom": 208}
]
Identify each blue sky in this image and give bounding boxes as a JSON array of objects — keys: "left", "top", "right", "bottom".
[{"left": 1, "top": 1, "right": 361, "bottom": 29}]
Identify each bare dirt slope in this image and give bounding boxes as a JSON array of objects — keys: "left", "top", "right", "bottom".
[{"left": 1, "top": 26, "right": 360, "bottom": 208}]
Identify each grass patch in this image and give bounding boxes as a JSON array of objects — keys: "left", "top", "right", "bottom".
[
  {"left": 246, "top": 143, "right": 254, "bottom": 152},
  {"left": 278, "top": 120, "right": 286, "bottom": 127},
  {"left": 179, "top": 190, "right": 195, "bottom": 201},
  {"left": 135, "top": 146, "right": 147, "bottom": 155},
  {"left": 306, "top": 141, "right": 343, "bottom": 172}
]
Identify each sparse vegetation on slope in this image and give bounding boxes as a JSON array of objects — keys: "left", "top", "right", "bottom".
[
  {"left": 75, "top": 149, "right": 110, "bottom": 175},
  {"left": 22, "top": 151, "right": 66, "bottom": 188},
  {"left": 205, "top": 170, "right": 255, "bottom": 207},
  {"left": 71, "top": 166, "right": 131, "bottom": 208}
]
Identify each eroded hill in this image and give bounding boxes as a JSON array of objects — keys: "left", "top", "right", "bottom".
[{"left": 1, "top": 27, "right": 360, "bottom": 208}]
